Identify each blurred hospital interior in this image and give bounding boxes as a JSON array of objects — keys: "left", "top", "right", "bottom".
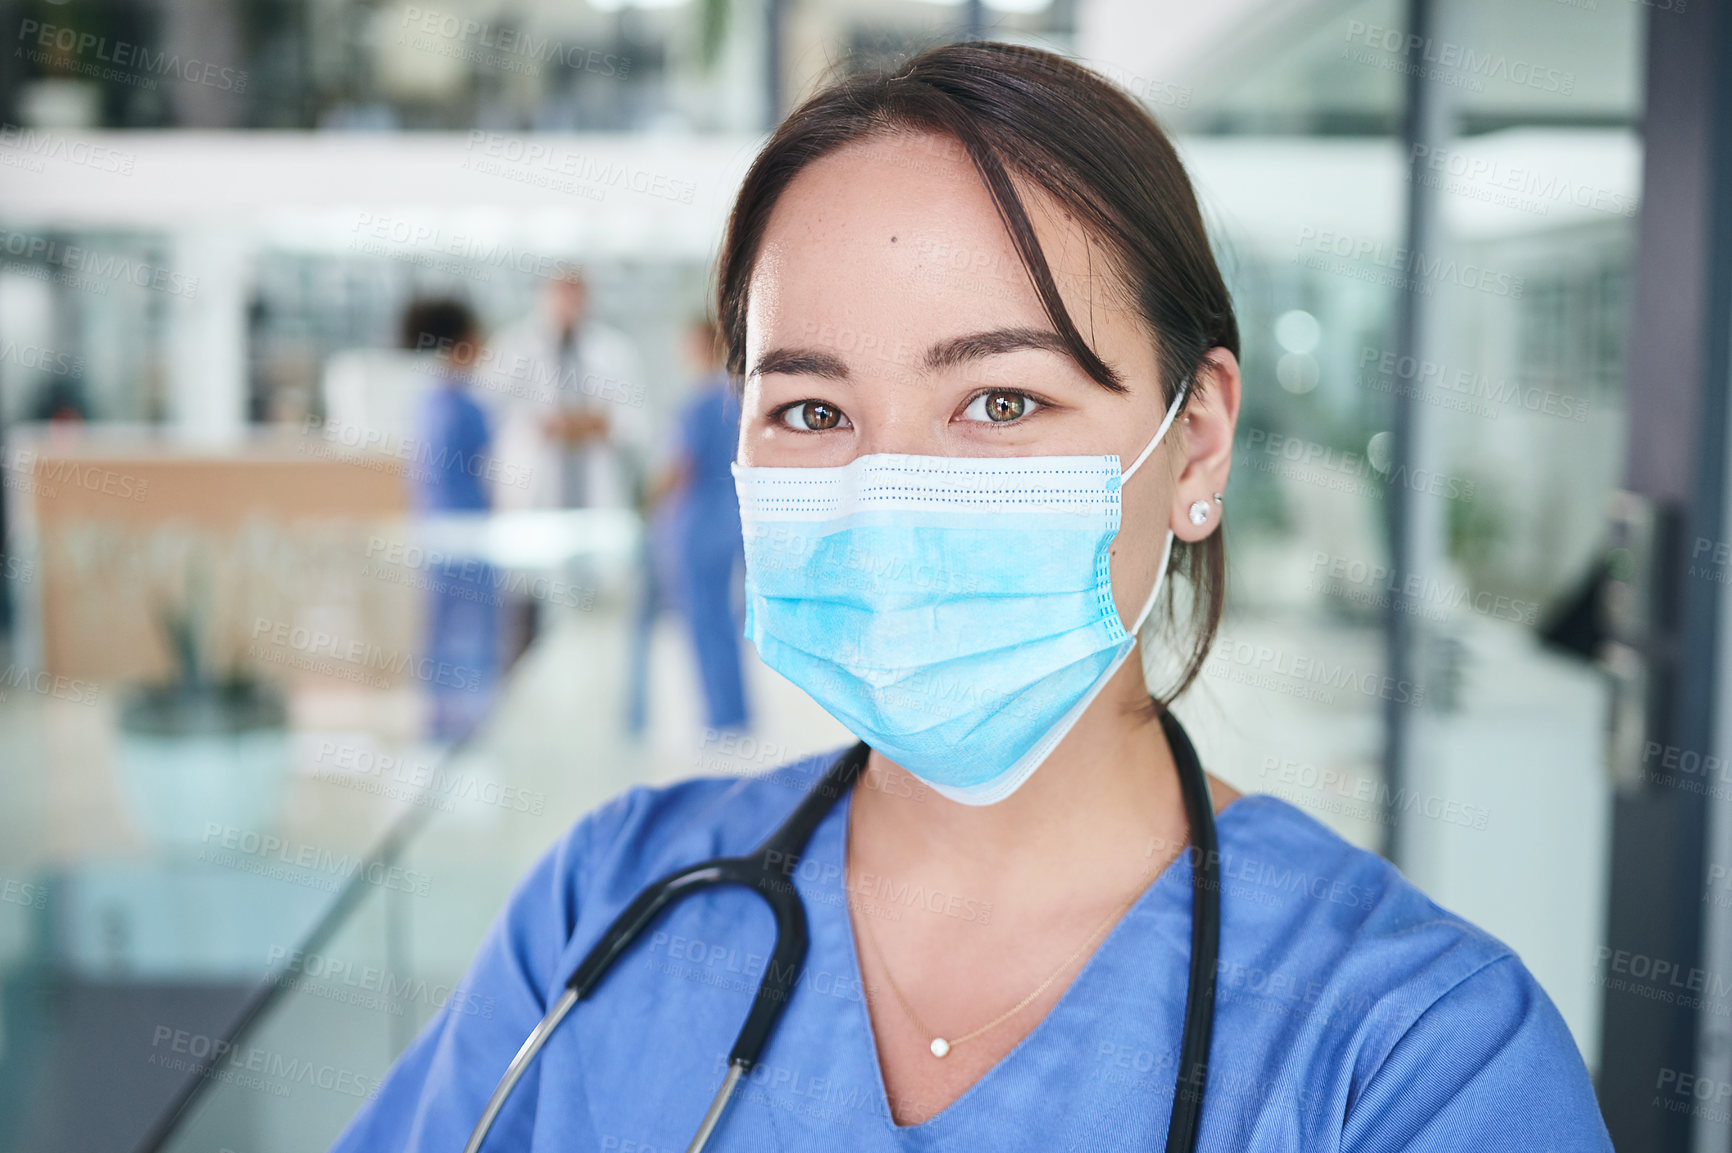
[{"left": 0, "top": 0, "right": 1726, "bottom": 1148}]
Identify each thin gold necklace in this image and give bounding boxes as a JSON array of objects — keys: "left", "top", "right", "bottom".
[{"left": 846, "top": 805, "right": 1166, "bottom": 1060}]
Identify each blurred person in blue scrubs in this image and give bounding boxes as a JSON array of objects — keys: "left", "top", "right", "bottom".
[
  {"left": 633, "top": 318, "right": 749, "bottom": 734},
  {"left": 402, "top": 298, "right": 500, "bottom": 743},
  {"left": 331, "top": 44, "right": 1613, "bottom": 1152}
]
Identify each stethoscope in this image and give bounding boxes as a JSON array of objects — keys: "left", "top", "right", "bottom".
[{"left": 464, "top": 708, "right": 1221, "bottom": 1153}]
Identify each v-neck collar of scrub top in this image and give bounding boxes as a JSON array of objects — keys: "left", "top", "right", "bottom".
[{"left": 790, "top": 779, "right": 1255, "bottom": 1144}]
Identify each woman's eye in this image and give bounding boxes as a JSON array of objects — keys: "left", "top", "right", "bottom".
[
  {"left": 962, "top": 390, "right": 1041, "bottom": 423},
  {"left": 778, "top": 399, "right": 850, "bottom": 432}
]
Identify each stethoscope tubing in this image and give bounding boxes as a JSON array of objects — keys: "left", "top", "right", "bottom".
[
  {"left": 463, "top": 744, "right": 869, "bottom": 1152},
  {"left": 1160, "top": 707, "right": 1221, "bottom": 1151},
  {"left": 463, "top": 719, "right": 1217, "bottom": 1153},
  {"left": 461, "top": 988, "right": 578, "bottom": 1153}
]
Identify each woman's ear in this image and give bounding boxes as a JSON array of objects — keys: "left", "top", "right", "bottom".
[{"left": 1169, "top": 348, "right": 1241, "bottom": 542}]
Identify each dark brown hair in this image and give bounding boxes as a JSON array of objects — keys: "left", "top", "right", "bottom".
[
  {"left": 714, "top": 40, "right": 1237, "bottom": 704},
  {"left": 399, "top": 297, "right": 479, "bottom": 353}
]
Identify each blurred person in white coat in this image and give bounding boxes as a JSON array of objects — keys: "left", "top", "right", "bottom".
[
  {"left": 482, "top": 270, "right": 649, "bottom": 515},
  {"left": 481, "top": 270, "right": 649, "bottom": 660}
]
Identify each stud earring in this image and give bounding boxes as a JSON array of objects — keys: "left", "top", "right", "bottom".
[{"left": 1188, "top": 499, "right": 1211, "bottom": 526}]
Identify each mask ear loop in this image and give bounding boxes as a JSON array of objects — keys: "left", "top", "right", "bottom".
[
  {"left": 1121, "top": 377, "right": 1192, "bottom": 484},
  {"left": 1129, "top": 528, "right": 1178, "bottom": 637},
  {"left": 1116, "top": 377, "right": 1192, "bottom": 641}
]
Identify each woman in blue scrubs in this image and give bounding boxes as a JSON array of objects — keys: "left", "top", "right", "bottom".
[{"left": 331, "top": 42, "right": 1613, "bottom": 1152}]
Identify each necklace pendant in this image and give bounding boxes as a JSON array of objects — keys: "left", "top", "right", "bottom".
[{"left": 930, "top": 1037, "right": 951, "bottom": 1058}]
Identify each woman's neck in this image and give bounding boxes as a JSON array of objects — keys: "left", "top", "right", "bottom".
[{"left": 848, "top": 657, "right": 1212, "bottom": 904}]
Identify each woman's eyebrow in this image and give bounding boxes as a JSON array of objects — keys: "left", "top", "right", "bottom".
[
  {"left": 747, "top": 347, "right": 851, "bottom": 381},
  {"left": 924, "top": 327, "right": 1069, "bottom": 371},
  {"left": 750, "top": 327, "right": 1069, "bottom": 382}
]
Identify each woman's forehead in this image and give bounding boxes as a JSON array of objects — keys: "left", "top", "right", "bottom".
[{"left": 745, "top": 133, "right": 1140, "bottom": 362}]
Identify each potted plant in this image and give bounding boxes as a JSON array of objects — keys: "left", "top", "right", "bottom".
[{"left": 115, "top": 533, "right": 290, "bottom": 852}]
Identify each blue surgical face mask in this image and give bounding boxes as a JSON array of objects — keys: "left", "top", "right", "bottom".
[{"left": 733, "top": 382, "right": 1189, "bottom": 805}]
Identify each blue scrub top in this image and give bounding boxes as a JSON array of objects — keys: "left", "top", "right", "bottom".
[
  {"left": 413, "top": 379, "right": 491, "bottom": 513},
  {"left": 329, "top": 749, "right": 1613, "bottom": 1152}
]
